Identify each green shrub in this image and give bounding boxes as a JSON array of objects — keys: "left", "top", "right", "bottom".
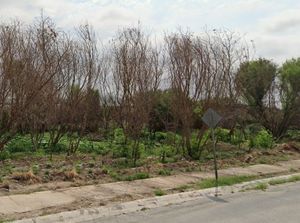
[
  {"left": 158, "top": 145, "right": 174, "bottom": 163},
  {"left": 253, "top": 130, "right": 274, "bottom": 149},
  {"left": 0, "top": 150, "right": 10, "bottom": 161},
  {"left": 158, "top": 169, "right": 172, "bottom": 176},
  {"left": 286, "top": 130, "right": 300, "bottom": 141},
  {"left": 111, "top": 128, "right": 131, "bottom": 158},
  {"left": 215, "top": 128, "right": 246, "bottom": 146},
  {"left": 46, "top": 142, "right": 67, "bottom": 154},
  {"left": 78, "top": 140, "right": 94, "bottom": 153},
  {"left": 113, "top": 128, "right": 126, "bottom": 144},
  {"left": 165, "top": 131, "right": 182, "bottom": 145},
  {"left": 35, "top": 149, "right": 46, "bottom": 157},
  {"left": 78, "top": 140, "right": 108, "bottom": 155},
  {"left": 215, "top": 128, "right": 231, "bottom": 143},
  {"left": 5, "top": 135, "right": 32, "bottom": 153},
  {"left": 154, "top": 188, "right": 166, "bottom": 196},
  {"left": 154, "top": 132, "right": 167, "bottom": 142},
  {"left": 191, "top": 130, "right": 211, "bottom": 147},
  {"left": 140, "top": 128, "right": 151, "bottom": 139},
  {"left": 231, "top": 129, "right": 245, "bottom": 146},
  {"left": 132, "top": 142, "right": 144, "bottom": 159},
  {"left": 111, "top": 143, "right": 129, "bottom": 158},
  {"left": 188, "top": 130, "right": 211, "bottom": 159},
  {"left": 101, "top": 167, "right": 109, "bottom": 175}
]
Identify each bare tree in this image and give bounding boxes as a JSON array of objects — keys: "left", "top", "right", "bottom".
[
  {"left": 165, "top": 30, "right": 211, "bottom": 158},
  {"left": 112, "top": 26, "right": 163, "bottom": 165},
  {"left": 63, "top": 24, "right": 103, "bottom": 155},
  {"left": 0, "top": 16, "right": 70, "bottom": 151},
  {"left": 25, "top": 16, "right": 71, "bottom": 151},
  {"left": 165, "top": 29, "right": 250, "bottom": 159}
]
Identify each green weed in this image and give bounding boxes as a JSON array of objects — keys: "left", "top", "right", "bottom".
[
  {"left": 158, "top": 169, "right": 171, "bottom": 176},
  {"left": 253, "top": 183, "right": 268, "bottom": 191},
  {"left": 197, "top": 175, "right": 256, "bottom": 189},
  {"left": 124, "top": 172, "right": 149, "bottom": 181},
  {"left": 154, "top": 188, "right": 166, "bottom": 196}
]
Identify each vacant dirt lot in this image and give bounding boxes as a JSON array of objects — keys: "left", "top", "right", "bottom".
[{"left": 1, "top": 142, "right": 300, "bottom": 197}]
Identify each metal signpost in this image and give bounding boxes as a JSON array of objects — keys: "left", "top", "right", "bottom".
[{"left": 202, "top": 108, "right": 222, "bottom": 197}]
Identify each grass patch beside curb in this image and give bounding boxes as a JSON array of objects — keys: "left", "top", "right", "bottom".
[
  {"left": 269, "top": 175, "right": 300, "bottom": 186},
  {"left": 154, "top": 188, "right": 166, "bottom": 196},
  {"left": 253, "top": 182, "right": 268, "bottom": 191},
  {"left": 197, "top": 175, "right": 256, "bottom": 189}
]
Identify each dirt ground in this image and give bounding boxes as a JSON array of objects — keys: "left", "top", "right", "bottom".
[{"left": 1, "top": 141, "right": 300, "bottom": 196}]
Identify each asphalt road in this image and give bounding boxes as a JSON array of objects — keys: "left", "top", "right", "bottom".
[{"left": 95, "top": 182, "right": 300, "bottom": 223}]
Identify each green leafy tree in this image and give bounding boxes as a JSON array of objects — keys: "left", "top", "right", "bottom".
[
  {"left": 236, "top": 58, "right": 276, "bottom": 109},
  {"left": 237, "top": 58, "right": 300, "bottom": 138},
  {"left": 277, "top": 58, "right": 300, "bottom": 136},
  {"left": 148, "top": 90, "right": 174, "bottom": 132},
  {"left": 236, "top": 58, "right": 277, "bottom": 136}
]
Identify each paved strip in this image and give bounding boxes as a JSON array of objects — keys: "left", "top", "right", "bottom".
[
  {"left": 0, "top": 191, "right": 75, "bottom": 214},
  {"left": 96, "top": 182, "right": 300, "bottom": 223},
  {"left": 13, "top": 174, "right": 300, "bottom": 223}
]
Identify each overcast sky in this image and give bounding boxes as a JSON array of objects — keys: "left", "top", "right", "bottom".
[{"left": 0, "top": 0, "right": 299, "bottom": 63}]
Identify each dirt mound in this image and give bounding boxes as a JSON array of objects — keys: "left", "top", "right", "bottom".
[
  {"left": 281, "top": 143, "right": 300, "bottom": 153},
  {"left": 0, "top": 183, "right": 9, "bottom": 191}
]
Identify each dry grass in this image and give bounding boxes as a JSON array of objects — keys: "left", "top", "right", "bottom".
[
  {"left": 11, "top": 171, "right": 40, "bottom": 183},
  {"left": 63, "top": 169, "right": 79, "bottom": 181}
]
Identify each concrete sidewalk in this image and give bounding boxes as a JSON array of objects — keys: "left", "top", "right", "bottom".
[{"left": 1, "top": 160, "right": 300, "bottom": 220}]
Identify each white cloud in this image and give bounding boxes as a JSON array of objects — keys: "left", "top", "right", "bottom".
[
  {"left": 246, "top": 6, "right": 300, "bottom": 62},
  {"left": 0, "top": 0, "right": 299, "bottom": 63},
  {"left": 261, "top": 9, "right": 300, "bottom": 33}
]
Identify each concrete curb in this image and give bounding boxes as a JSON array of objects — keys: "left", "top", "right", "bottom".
[{"left": 12, "top": 173, "right": 300, "bottom": 223}]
